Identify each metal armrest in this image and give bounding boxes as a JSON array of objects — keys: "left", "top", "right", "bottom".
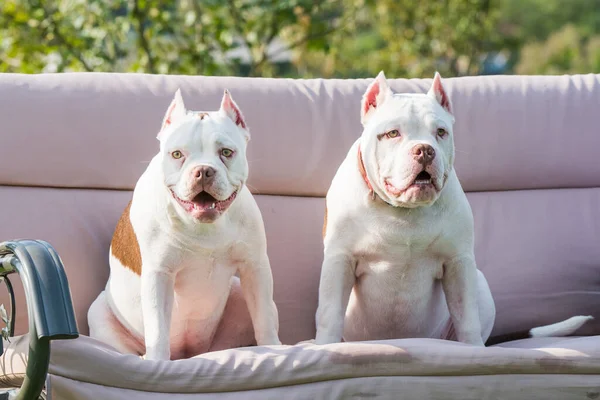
[{"left": 0, "top": 240, "right": 79, "bottom": 400}]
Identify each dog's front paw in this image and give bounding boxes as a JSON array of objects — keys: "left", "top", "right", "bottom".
[
  {"left": 296, "top": 339, "right": 316, "bottom": 345},
  {"left": 143, "top": 347, "right": 171, "bottom": 361},
  {"left": 256, "top": 334, "right": 282, "bottom": 346},
  {"left": 469, "top": 339, "right": 485, "bottom": 347},
  {"left": 314, "top": 332, "right": 342, "bottom": 345},
  {"left": 458, "top": 334, "right": 485, "bottom": 347},
  {"left": 260, "top": 339, "right": 282, "bottom": 346}
]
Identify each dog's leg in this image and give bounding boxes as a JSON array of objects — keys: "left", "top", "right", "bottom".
[
  {"left": 88, "top": 291, "right": 145, "bottom": 355},
  {"left": 442, "top": 255, "right": 485, "bottom": 346},
  {"left": 315, "top": 253, "right": 356, "bottom": 345},
  {"left": 141, "top": 269, "right": 175, "bottom": 360},
  {"left": 476, "top": 269, "right": 496, "bottom": 342},
  {"left": 239, "top": 255, "right": 281, "bottom": 346},
  {"left": 209, "top": 276, "right": 256, "bottom": 352}
]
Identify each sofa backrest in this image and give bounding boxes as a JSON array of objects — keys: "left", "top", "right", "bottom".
[{"left": 0, "top": 72, "right": 599, "bottom": 344}]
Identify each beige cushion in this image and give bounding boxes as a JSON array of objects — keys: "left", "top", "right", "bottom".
[
  {"left": 49, "top": 374, "right": 600, "bottom": 400},
  {"left": 44, "top": 334, "right": 600, "bottom": 398}
]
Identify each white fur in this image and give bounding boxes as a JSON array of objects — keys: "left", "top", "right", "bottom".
[
  {"left": 314, "top": 72, "right": 590, "bottom": 347},
  {"left": 89, "top": 90, "right": 280, "bottom": 360}
]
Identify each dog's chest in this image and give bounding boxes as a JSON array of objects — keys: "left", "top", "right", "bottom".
[
  {"left": 346, "top": 211, "right": 449, "bottom": 338},
  {"left": 353, "top": 211, "right": 446, "bottom": 279},
  {"left": 170, "top": 241, "right": 241, "bottom": 291}
]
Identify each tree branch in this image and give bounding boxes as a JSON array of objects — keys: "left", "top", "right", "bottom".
[
  {"left": 252, "top": 12, "right": 281, "bottom": 74},
  {"left": 189, "top": 1, "right": 206, "bottom": 72},
  {"left": 132, "top": 0, "right": 156, "bottom": 74},
  {"left": 254, "top": 23, "right": 342, "bottom": 71},
  {"left": 226, "top": 0, "right": 259, "bottom": 73},
  {"left": 38, "top": 2, "right": 94, "bottom": 71}
]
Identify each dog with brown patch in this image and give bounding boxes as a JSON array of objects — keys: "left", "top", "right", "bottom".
[{"left": 88, "top": 89, "right": 281, "bottom": 360}]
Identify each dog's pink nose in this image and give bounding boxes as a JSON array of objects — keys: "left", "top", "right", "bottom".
[
  {"left": 193, "top": 165, "right": 216, "bottom": 181},
  {"left": 411, "top": 144, "right": 435, "bottom": 165}
]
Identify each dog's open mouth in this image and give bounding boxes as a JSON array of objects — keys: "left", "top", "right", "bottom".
[
  {"left": 413, "top": 171, "right": 432, "bottom": 186},
  {"left": 172, "top": 190, "right": 238, "bottom": 215},
  {"left": 384, "top": 171, "right": 436, "bottom": 198}
]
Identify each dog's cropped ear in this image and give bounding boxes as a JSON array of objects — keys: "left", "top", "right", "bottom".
[
  {"left": 158, "top": 89, "right": 187, "bottom": 140},
  {"left": 361, "top": 71, "right": 393, "bottom": 125},
  {"left": 220, "top": 90, "right": 248, "bottom": 134},
  {"left": 427, "top": 72, "right": 453, "bottom": 115}
]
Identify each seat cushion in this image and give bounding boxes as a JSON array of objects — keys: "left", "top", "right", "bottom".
[
  {"left": 48, "top": 374, "right": 600, "bottom": 400},
  {"left": 44, "top": 335, "right": 600, "bottom": 396},
  {"left": 4, "top": 335, "right": 599, "bottom": 398}
]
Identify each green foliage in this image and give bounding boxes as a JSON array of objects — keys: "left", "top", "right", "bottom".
[
  {"left": 1, "top": 0, "right": 599, "bottom": 77},
  {"left": 516, "top": 25, "right": 600, "bottom": 75},
  {"left": 373, "top": 0, "right": 499, "bottom": 77},
  {"left": 0, "top": 0, "right": 343, "bottom": 76},
  {"left": 497, "top": 0, "right": 600, "bottom": 42},
  {"left": 1, "top": 1, "right": 129, "bottom": 73},
  {"left": 494, "top": 0, "right": 600, "bottom": 75},
  {"left": 294, "top": 0, "right": 500, "bottom": 78}
]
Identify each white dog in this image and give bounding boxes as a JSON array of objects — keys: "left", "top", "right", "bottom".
[
  {"left": 314, "top": 72, "right": 591, "bottom": 346},
  {"left": 88, "top": 89, "right": 281, "bottom": 360}
]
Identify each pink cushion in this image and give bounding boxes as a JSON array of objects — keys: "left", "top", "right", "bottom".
[{"left": 1, "top": 73, "right": 600, "bottom": 195}]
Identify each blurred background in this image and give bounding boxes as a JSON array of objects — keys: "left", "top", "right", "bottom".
[{"left": 1, "top": 0, "right": 599, "bottom": 78}]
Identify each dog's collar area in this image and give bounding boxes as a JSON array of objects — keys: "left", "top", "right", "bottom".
[{"left": 357, "top": 145, "right": 377, "bottom": 201}]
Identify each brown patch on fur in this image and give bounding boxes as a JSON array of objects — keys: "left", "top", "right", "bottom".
[
  {"left": 357, "top": 145, "right": 373, "bottom": 194},
  {"left": 322, "top": 206, "right": 328, "bottom": 239},
  {"left": 357, "top": 145, "right": 377, "bottom": 201},
  {"left": 111, "top": 201, "right": 142, "bottom": 275},
  {"left": 197, "top": 112, "right": 209, "bottom": 120}
]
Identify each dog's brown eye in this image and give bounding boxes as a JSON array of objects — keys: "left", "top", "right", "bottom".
[
  {"left": 171, "top": 150, "right": 183, "bottom": 159},
  {"left": 221, "top": 148, "right": 233, "bottom": 158},
  {"left": 437, "top": 128, "right": 447, "bottom": 137},
  {"left": 386, "top": 129, "right": 400, "bottom": 138}
]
